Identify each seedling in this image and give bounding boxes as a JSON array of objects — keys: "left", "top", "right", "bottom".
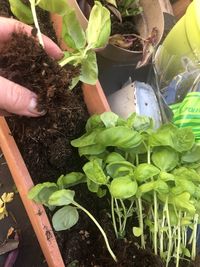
[
  {"left": 8, "top": 0, "right": 111, "bottom": 86},
  {"left": 28, "top": 181, "right": 117, "bottom": 262}
]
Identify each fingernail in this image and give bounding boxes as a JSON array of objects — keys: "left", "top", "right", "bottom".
[{"left": 28, "top": 97, "right": 46, "bottom": 115}]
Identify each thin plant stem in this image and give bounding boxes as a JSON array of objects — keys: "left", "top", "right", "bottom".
[
  {"left": 115, "top": 198, "right": 123, "bottom": 237},
  {"left": 153, "top": 191, "right": 158, "bottom": 255},
  {"left": 120, "top": 199, "right": 127, "bottom": 234},
  {"left": 74, "top": 201, "right": 117, "bottom": 262},
  {"left": 176, "top": 210, "right": 182, "bottom": 267},
  {"left": 111, "top": 196, "right": 119, "bottom": 238},
  {"left": 160, "top": 203, "right": 166, "bottom": 259},
  {"left": 166, "top": 198, "right": 172, "bottom": 267},
  {"left": 191, "top": 214, "right": 199, "bottom": 261},
  {"left": 29, "top": 0, "right": 44, "bottom": 47},
  {"left": 138, "top": 197, "right": 145, "bottom": 249}
]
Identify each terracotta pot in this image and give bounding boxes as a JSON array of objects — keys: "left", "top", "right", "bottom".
[{"left": 0, "top": 13, "right": 110, "bottom": 267}]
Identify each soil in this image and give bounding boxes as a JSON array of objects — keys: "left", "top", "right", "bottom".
[{"left": 0, "top": 32, "right": 88, "bottom": 182}]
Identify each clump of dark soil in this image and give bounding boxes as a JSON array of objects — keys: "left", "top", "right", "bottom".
[{"left": 0, "top": 32, "right": 89, "bottom": 182}]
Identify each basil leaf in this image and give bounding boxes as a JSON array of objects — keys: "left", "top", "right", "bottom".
[
  {"left": 134, "top": 163, "right": 160, "bottom": 182},
  {"left": 96, "top": 126, "right": 142, "bottom": 149},
  {"left": 80, "top": 50, "right": 98, "bottom": 85},
  {"left": 100, "top": 112, "right": 119, "bottom": 128},
  {"left": 152, "top": 147, "right": 179, "bottom": 172},
  {"left": 38, "top": 0, "right": 68, "bottom": 15},
  {"left": 109, "top": 177, "right": 138, "bottom": 199},
  {"left": 48, "top": 189, "right": 75, "bottom": 206},
  {"left": 83, "top": 159, "right": 108, "bottom": 185},
  {"left": 52, "top": 206, "right": 79, "bottom": 231},
  {"left": 62, "top": 10, "right": 86, "bottom": 50},
  {"left": 9, "top": 0, "right": 33, "bottom": 24},
  {"left": 57, "top": 173, "right": 86, "bottom": 189},
  {"left": 86, "top": 1, "right": 111, "bottom": 48}
]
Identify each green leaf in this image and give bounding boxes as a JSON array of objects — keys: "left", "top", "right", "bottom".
[
  {"left": 83, "top": 159, "right": 108, "bottom": 185},
  {"left": 79, "top": 144, "right": 105, "bottom": 157},
  {"left": 38, "top": 0, "right": 68, "bottom": 15},
  {"left": 173, "top": 192, "right": 196, "bottom": 214},
  {"left": 134, "top": 163, "right": 160, "bottom": 182},
  {"left": 62, "top": 10, "right": 86, "bottom": 50},
  {"left": 86, "top": 1, "right": 111, "bottom": 48},
  {"left": 106, "top": 161, "right": 135, "bottom": 178},
  {"left": 109, "top": 177, "right": 138, "bottom": 199},
  {"left": 9, "top": 0, "right": 33, "bottom": 24},
  {"left": 149, "top": 124, "right": 176, "bottom": 148},
  {"left": 181, "top": 144, "right": 200, "bottom": 163},
  {"left": 52, "top": 206, "right": 79, "bottom": 231},
  {"left": 139, "top": 180, "right": 168, "bottom": 194},
  {"left": 159, "top": 172, "right": 175, "bottom": 182},
  {"left": 28, "top": 182, "right": 58, "bottom": 202},
  {"left": 95, "top": 126, "right": 142, "bottom": 149},
  {"left": 87, "top": 179, "right": 99, "bottom": 193},
  {"left": 132, "top": 227, "right": 142, "bottom": 237},
  {"left": 100, "top": 112, "right": 119, "bottom": 128},
  {"left": 172, "top": 178, "right": 196, "bottom": 196},
  {"left": 80, "top": 50, "right": 98, "bottom": 85},
  {"left": 127, "top": 113, "right": 154, "bottom": 132},
  {"left": 152, "top": 147, "right": 179, "bottom": 172},
  {"left": 57, "top": 172, "right": 86, "bottom": 189},
  {"left": 172, "top": 167, "right": 200, "bottom": 182},
  {"left": 174, "top": 127, "right": 195, "bottom": 152},
  {"left": 71, "top": 130, "right": 100, "bottom": 147},
  {"left": 105, "top": 152, "right": 126, "bottom": 164},
  {"left": 85, "top": 114, "right": 104, "bottom": 132},
  {"left": 48, "top": 189, "right": 75, "bottom": 206}
]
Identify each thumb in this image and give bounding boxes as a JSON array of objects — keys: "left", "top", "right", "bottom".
[{"left": 0, "top": 76, "right": 44, "bottom": 117}]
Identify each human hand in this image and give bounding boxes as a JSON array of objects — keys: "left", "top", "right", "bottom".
[{"left": 0, "top": 17, "right": 63, "bottom": 117}]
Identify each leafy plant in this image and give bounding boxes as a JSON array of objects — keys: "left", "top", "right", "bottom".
[
  {"left": 28, "top": 179, "right": 117, "bottom": 262},
  {"left": 8, "top": 0, "right": 111, "bottom": 86},
  {"left": 69, "top": 111, "right": 200, "bottom": 267}
]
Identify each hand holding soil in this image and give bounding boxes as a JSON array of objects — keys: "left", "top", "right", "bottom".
[{"left": 0, "top": 17, "right": 63, "bottom": 117}]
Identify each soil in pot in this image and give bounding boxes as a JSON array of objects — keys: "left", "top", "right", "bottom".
[{"left": 0, "top": 31, "right": 89, "bottom": 182}]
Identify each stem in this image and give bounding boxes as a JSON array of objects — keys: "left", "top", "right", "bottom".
[
  {"left": 111, "top": 196, "right": 119, "bottom": 238},
  {"left": 115, "top": 199, "right": 123, "bottom": 237},
  {"left": 138, "top": 197, "right": 145, "bottom": 249},
  {"left": 120, "top": 199, "right": 127, "bottom": 234},
  {"left": 153, "top": 191, "right": 158, "bottom": 255},
  {"left": 160, "top": 203, "right": 166, "bottom": 259},
  {"left": 176, "top": 211, "right": 182, "bottom": 267},
  {"left": 74, "top": 201, "right": 117, "bottom": 262},
  {"left": 29, "top": 0, "right": 44, "bottom": 47},
  {"left": 59, "top": 55, "right": 81, "bottom": 67},
  {"left": 191, "top": 214, "right": 199, "bottom": 261},
  {"left": 166, "top": 198, "right": 172, "bottom": 267}
]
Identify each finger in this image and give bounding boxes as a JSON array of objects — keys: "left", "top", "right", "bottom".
[
  {"left": 0, "top": 76, "right": 45, "bottom": 117},
  {"left": 0, "top": 17, "right": 63, "bottom": 60}
]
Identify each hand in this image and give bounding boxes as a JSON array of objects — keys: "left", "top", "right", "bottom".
[{"left": 0, "top": 17, "right": 63, "bottom": 117}]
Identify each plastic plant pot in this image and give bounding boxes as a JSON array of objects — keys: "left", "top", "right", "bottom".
[{"left": 155, "top": 0, "right": 200, "bottom": 86}]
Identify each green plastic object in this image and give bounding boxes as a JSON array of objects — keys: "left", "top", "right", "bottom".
[
  {"left": 171, "top": 92, "right": 200, "bottom": 140},
  {"left": 155, "top": 0, "right": 200, "bottom": 86}
]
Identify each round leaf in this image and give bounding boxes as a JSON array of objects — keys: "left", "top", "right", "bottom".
[
  {"left": 48, "top": 189, "right": 75, "bottom": 206},
  {"left": 134, "top": 163, "right": 160, "bottom": 182},
  {"left": 109, "top": 177, "right": 138, "bottom": 199},
  {"left": 52, "top": 206, "right": 79, "bottom": 231},
  {"left": 152, "top": 147, "right": 179, "bottom": 171},
  {"left": 96, "top": 126, "right": 142, "bottom": 149}
]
